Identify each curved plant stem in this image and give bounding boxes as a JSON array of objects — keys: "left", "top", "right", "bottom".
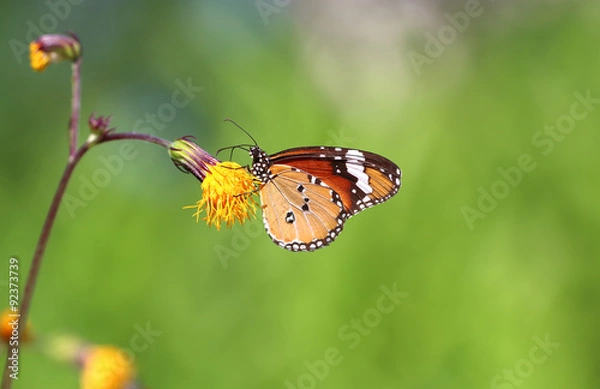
[
  {"left": 103, "top": 132, "right": 172, "bottom": 148},
  {"left": 0, "top": 133, "right": 172, "bottom": 389},
  {"left": 69, "top": 58, "right": 81, "bottom": 159},
  {"left": 0, "top": 40, "right": 173, "bottom": 387},
  {"left": 0, "top": 143, "right": 87, "bottom": 388}
]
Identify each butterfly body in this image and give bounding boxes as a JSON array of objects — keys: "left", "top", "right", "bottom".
[{"left": 250, "top": 145, "right": 401, "bottom": 252}]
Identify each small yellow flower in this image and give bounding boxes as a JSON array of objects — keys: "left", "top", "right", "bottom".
[
  {"left": 29, "top": 33, "right": 81, "bottom": 72},
  {"left": 0, "top": 308, "right": 32, "bottom": 343},
  {"left": 184, "top": 161, "right": 258, "bottom": 230},
  {"left": 80, "top": 346, "right": 136, "bottom": 389},
  {"left": 29, "top": 42, "right": 50, "bottom": 72},
  {"left": 169, "top": 137, "right": 259, "bottom": 230}
]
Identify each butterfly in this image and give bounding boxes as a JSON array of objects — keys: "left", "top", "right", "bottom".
[{"left": 248, "top": 144, "right": 402, "bottom": 251}]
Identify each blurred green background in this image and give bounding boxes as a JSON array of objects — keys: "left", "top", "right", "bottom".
[{"left": 2, "top": 1, "right": 600, "bottom": 388}]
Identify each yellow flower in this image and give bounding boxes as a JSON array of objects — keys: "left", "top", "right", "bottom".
[
  {"left": 169, "top": 137, "right": 259, "bottom": 229},
  {"left": 29, "top": 42, "right": 50, "bottom": 72},
  {"left": 184, "top": 161, "right": 258, "bottom": 230},
  {"left": 0, "top": 308, "right": 32, "bottom": 344},
  {"left": 80, "top": 346, "right": 136, "bottom": 389},
  {"left": 29, "top": 33, "right": 81, "bottom": 72}
]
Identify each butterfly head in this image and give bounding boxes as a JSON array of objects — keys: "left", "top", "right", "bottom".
[{"left": 249, "top": 145, "right": 271, "bottom": 183}]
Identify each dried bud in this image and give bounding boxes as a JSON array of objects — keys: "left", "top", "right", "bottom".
[{"left": 88, "top": 114, "right": 113, "bottom": 135}]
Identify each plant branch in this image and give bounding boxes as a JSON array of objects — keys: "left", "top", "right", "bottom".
[
  {"left": 0, "top": 39, "right": 173, "bottom": 386},
  {"left": 0, "top": 130, "right": 173, "bottom": 388},
  {"left": 102, "top": 132, "right": 172, "bottom": 148},
  {"left": 0, "top": 144, "right": 89, "bottom": 389},
  {"left": 68, "top": 58, "right": 81, "bottom": 159}
]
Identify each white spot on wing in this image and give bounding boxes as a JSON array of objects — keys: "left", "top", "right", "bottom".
[
  {"left": 346, "top": 149, "right": 365, "bottom": 161},
  {"left": 347, "top": 163, "right": 372, "bottom": 194}
]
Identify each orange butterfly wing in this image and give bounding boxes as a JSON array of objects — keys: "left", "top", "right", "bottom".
[
  {"left": 259, "top": 164, "right": 347, "bottom": 251},
  {"left": 251, "top": 146, "right": 401, "bottom": 252},
  {"left": 269, "top": 147, "right": 401, "bottom": 216}
]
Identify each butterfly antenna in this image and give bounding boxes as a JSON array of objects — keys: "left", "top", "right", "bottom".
[
  {"left": 224, "top": 118, "right": 258, "bottom": 146},
  {"left": 216, "top": 144, "right": 253, "bottom": 158}
]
